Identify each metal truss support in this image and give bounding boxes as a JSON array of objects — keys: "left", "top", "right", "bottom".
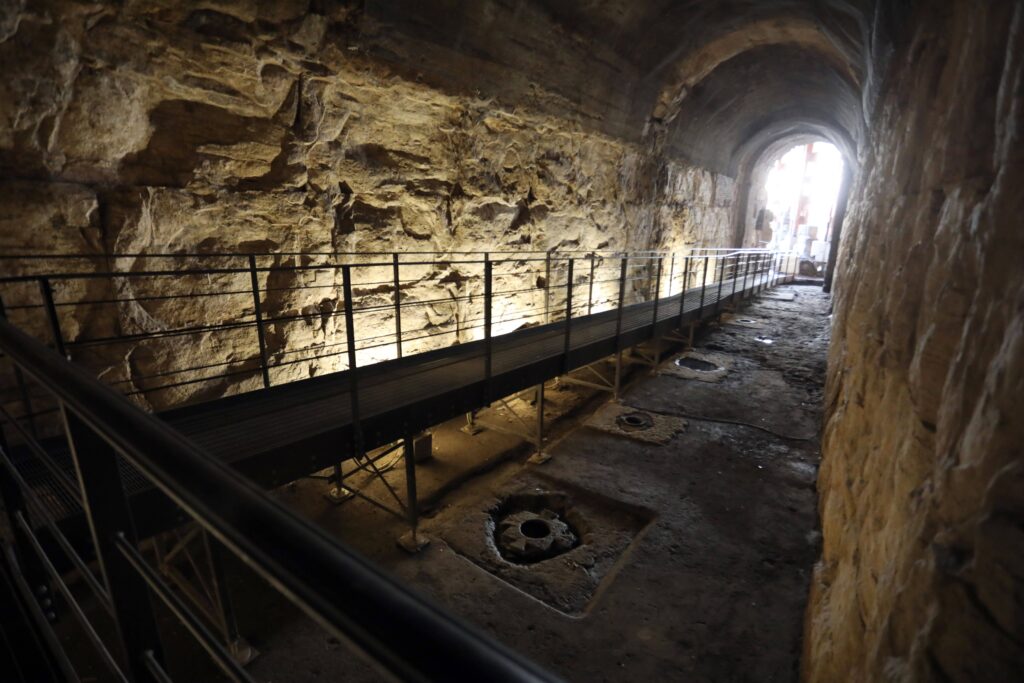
[
  {"left": 318, "top": 439, "right": 426, "bottom": 552},
  {"left": 558, "top": 361, "right": 616, "bottom": 393},
  {"left": 154, "top": 526, "right": 257, "bottom": 666},
  {"left": 471, "top": 385, "right": 549, "bottom": 465}
]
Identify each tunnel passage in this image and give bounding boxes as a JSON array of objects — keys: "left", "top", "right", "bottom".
[{"left": 1, "top": 1, "right": 1022, "bottom": 682}]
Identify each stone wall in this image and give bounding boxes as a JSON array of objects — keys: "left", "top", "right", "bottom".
[
  {"left": 806, "top": 2, "right": 1024, "bottom": 680},
  {"left": 0, "top": 1, "right": 734, "bottom": 410}
]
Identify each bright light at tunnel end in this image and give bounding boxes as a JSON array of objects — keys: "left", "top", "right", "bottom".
[{"left": 762, "top": 142, "right": 844, "bottom": 265}]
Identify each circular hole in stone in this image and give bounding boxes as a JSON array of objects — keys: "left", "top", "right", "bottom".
[
  {"left": 675, "top": 357, "right": 719, "bottom": 372},
  {"left": 616, "top": 412, "right": 653, "bottom": 431},
  {"left": 520, "top": 519, "right": 551, "bottom": 539}
]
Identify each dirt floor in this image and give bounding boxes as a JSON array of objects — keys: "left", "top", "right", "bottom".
[{"left": 72, "top": 283, "right": 831, "bottom": 682}]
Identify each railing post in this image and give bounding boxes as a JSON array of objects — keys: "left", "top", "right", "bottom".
[
  {"left": 724, "top": 253, "right": 733, "bottom": 301},
  {"left": 715, "top": 254, "right": 727, "bottom": 313},
  {"left": 651, "top": 256, "right": 663, "bottom": 334},
  {"left": 613, "top": 256, "right": 628, "bottom": 398},
  {"left": 742, "top": 254, "right": 753, "bottom": 298},
  {"left": 562, "top": 259, "right": 573, "bottom": 375},
  {"left": 544, "top": 252, "right": 552, "bottom": 323},
  {"left": 484, "top": 255, "right": 492, "bottom": 404},
  {"left": 248, "top": 255, "right": 271, "bottom": 389},
  {"left": 38, "top": 278, "right": 66, "bottom": 359},
  {"left": 61, "top": 406, "right": 164, "bottom": 682},
  {"left": 651, "top": 256, "right": 664, "bottom": 371},
  {"left": 341, "top": 265, "right": 364, "bottom": 459},
  {"left": 392, "top": 253, "right": 403, "bottom": 359},
  {"left": 536, "top": 381, "right": 545, "bottom": 455},
  {"left": 666, "top": 253, "right": 675, "bottom": 297},
  {"left": 698, "top": 255, "right": 710, "bottom": 314},
  {"left": 678, "top": 255, "right": 691, "bottom": 325},
  {"left": 587, "top": 253, "right": 596, "bottom": 315}
]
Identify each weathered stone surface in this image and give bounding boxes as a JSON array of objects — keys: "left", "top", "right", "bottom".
[
  {"left": 0, "top": 0, "right": 738, "bottom": 410},
  {"left": 806, "top": 2, "right": 1024, "bottom": 681}
]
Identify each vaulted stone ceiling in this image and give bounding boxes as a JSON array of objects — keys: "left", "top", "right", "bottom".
[
  {"left": 664, "top": 44, "right": 862, "bottom": 173},
  {"left": 363, "top": 0, "right": 882, "bottom": 173}
]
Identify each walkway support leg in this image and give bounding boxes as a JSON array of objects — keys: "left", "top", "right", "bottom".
[
  {"left": 327, "top": 463, "right": 351, "bottom": 503},
  {"left": 527, "top": 383, "right": 549, "bottom": 465},
  {"left": 396, "top": 436, "right": 429, "bottom": 553}
]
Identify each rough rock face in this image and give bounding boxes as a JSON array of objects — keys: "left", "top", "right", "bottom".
[
  {"left": 0, "top": 1, "right": 733, "bottom": 409},
  {"left": 807, "top": 2, "right": 1024, "bottom": 680}
]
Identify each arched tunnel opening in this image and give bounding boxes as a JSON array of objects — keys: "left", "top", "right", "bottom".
[{"left": 0, "top": 2, "right": 1021, "bottom": 682}]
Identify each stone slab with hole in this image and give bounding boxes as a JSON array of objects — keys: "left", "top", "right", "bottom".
[
  {"left": 433, "top": 472, "right": 654, "bottom": 614},
  {"left": 661, "top": 350, "right": 732, "bottom": 383},
  {"left": 584, "top": 402, "right": 687, "bottom": 444}
]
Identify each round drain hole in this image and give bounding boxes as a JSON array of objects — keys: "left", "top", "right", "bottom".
[
  {"left": 736, "top": 318, "right": 757, "bottom": 324},
  {"left": 675, "top": 357, "right": 719, "bottom": 372},
  {"left": 520, "top": 519, "right": 551, "bottom": 538},
  {"left": 616, "top": 412, "right": 653, "bottom": 431}
]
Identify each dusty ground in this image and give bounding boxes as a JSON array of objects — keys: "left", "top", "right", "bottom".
[{"left": 64, "top": 283, "right": 831, "bottom": 682}]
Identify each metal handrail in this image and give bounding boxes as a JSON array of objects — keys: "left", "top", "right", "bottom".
[
  {"left": 0, "top": 248, "right": 793, "bottom": 407},
  {"left": 1, "top": 248, "right": 668, "bottom": 280},
  {"left": 0, "top": 317, "right": 560, "bottom": 683}
]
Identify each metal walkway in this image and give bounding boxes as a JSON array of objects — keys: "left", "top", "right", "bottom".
[{"left": 1, "top": 249, "right": 796, "bottom": 537}]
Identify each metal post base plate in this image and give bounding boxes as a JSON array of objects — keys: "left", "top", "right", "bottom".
[
  {"left": 325, "top": 486, "right": 355, "bottom": 504},
  {"left": 527, "top": 451, "right": 552, "bottom": 465},
  {"left": 396, "top": 531, "right": 431, "bottom": 554},
  {"left": 228, "top": 637, "right": 259, "bottom": 666}
]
